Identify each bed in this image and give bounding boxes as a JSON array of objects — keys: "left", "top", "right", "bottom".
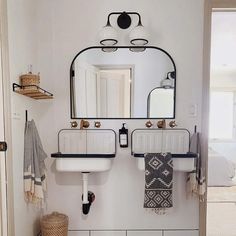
[{"left": 208, "top": 147, "right": 236, "bottom": 187}]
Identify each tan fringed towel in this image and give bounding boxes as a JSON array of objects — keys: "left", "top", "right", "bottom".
[
  {"left": 24, "top": 119, "right": 47, "bottom": 206},
  {"left": 187, "top": 132, "right": 206, "bottom": 201}
]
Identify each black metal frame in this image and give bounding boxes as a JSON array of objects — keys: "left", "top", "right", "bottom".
[
  {"left": 51, "top": 128, "right": 117, "bottom": 158},
  {"left": 12, "top": 83, "right": 54, "bottom": 97},
  {"left": 106, "top": 11, "right": 142, "bottom": 29},
  {"left": 132, "top": 153, "right": 198, "bottom": 158},
  {"left": 147, "top": 86, "right": 175, "bottom": 118},
  {"left": 130, "top": 128, "right": 195, "bottom": 158},
  {"left": 70, "top": 46, "right": 177, "bottom": 120}
]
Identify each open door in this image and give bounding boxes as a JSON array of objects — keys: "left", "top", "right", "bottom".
[
  {"left": 74, "top": 61, "right": 100, "bottom": 117},
  {"left": 99, "top": 69, "right": 131, "bottom": 118}
]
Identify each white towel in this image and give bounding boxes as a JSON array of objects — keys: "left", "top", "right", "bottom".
[{"left": 24, "top": 119, "right": 47, "bottom": 206}]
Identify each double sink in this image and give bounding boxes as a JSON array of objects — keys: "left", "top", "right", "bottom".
[{"left": 51, "top": 128, "right": 197, "bottom": 173}]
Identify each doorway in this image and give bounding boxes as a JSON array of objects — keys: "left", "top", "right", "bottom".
[
  {"left": 0, "top": 0, "right": 14, "bottom": 234},
  {"left": 206, "top": 9, "right": 236, "bottom": 236},
  {"left": 73, "top": 61, "right": 132, "bottom": 118},
  {"left": 0, "top": 36, "right": 8, "bottom": 236},
  {"left": 99, "top": 68, "right": 132, "bottom": 118}
]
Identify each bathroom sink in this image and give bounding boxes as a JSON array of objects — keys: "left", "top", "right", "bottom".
[
  {"left": 51, "top": 128, "right": 116, "bottom": 172},
  {"left": 51, "top": 153, "right": 115, "bottom": 172},
  {"left": 131, "top": 129, "right": 197, "bottom": 172}
]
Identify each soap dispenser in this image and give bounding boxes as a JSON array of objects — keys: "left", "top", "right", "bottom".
[{"left": 119, "top": 123, "right": 128, "bottom": 148}]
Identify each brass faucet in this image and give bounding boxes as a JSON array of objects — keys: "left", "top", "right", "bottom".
[{"left": 80, "top": 119, "right": 90, "bottom": 129}]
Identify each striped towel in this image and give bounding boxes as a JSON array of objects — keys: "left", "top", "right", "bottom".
[
  {"left": 144, "top": 153, "right": 173, "bottom": 213},
  {"left": 24, "top": 120, "right": 47, "bottom": 206},
  {"left": 186, "top": 132, "right": 206, "bottom": 201}
]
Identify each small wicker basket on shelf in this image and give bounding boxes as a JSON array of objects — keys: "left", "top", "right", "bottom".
[
  {"left": 20, "top": 72, "right": 40, "bottom": 90},
  {"left": 40, "top": 212, "right": 69, "bottom": 236}
]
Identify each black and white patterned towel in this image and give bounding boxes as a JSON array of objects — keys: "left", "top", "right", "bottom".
[{"left": 144, "top": 153, "right": 173, "bottom": 210}]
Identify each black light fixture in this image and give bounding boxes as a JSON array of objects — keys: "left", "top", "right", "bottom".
[
  {"left": 117, "top": 12, "right": 132, "bottom": 29},
  {"left": 99, "top": 11, "right": 149, "bottom": 47},
  {"left": 161, "top": 71, "right": 175, "bottom": 89},
  {"left": 99, "top": 17, "right": 118, "bottom": 46}
]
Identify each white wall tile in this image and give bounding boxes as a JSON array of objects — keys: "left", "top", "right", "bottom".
[
  {"left": 128, "top": 231, "right": 162, "bottom": 236},
  {"left": 164, "top": 230, "right": 198, "bottom": 236},
  {"left": 91, "top": 231, "right": 126, "bottom": 236},
  {"left": 68, "top": 231, "right": 89, "bottom": 236}
]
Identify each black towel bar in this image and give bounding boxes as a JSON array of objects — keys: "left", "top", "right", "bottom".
[
  {"left": 51, "top": 152, "right": 116, "bottom": 158},
  {"left": 132, "top": 152, "right": 198, "bottom": 158}
]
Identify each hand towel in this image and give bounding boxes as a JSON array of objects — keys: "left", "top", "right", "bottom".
[
  {"left": 24, "top": 119, "right": 47, "bottom": 206},
  {"left": 144, "top": 153, "right": 173, "bottom": 213},
  {"left": 186, "top": 132, "right": 206, "bottom": 201}
]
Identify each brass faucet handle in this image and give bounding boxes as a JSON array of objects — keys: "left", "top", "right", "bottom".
[
  {"left": 70, "top": 121, "right": 78, "bottom": 128},
  {"left": 169, "top": 120, "right": 177, "bottom": 128},
  {"left": 145, "top": 120, "right": 153, "bottom": 128},
  {"left": 80, "top": 119, "right": 90, "bottom": 129},
  {"left": 94, "top": 121, "right": 101, "bottom": 128},
  {"left": 157, "top": 119, "right": 166, "bottom": 129}
]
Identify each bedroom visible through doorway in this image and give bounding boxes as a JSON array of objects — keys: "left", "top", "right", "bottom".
[{"left": 207, "top": 10, "right": 236, "bottom": 236}]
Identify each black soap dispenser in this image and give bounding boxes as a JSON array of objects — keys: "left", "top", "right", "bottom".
[{"left": 119, "top": 123, "right": 128, "bottom": 148}]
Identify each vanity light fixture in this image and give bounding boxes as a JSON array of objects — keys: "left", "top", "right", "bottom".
[
  {"left": 99, "top": 11, "right": 149, "bottom": 47},
  {"left": 161, "top": 71, "right": 175, "bottom": 89},
  {"left": 99, "top": 18, "right": 118, "bottom": 46}
]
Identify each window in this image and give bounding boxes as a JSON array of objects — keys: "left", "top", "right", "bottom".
[{"left": 209, "top": 91, "right": 234, "bottom": 139}]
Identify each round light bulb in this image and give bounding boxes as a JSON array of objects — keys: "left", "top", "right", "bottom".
[
  {"left": 129, "top": 25, "right": 149, "bottom": 46},
  {"left": 99, "top": 25, "right": 118, "bottom": 46}
]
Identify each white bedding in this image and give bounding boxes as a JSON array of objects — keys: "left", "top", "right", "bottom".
[{"left": 208, "top": 149, "right": 236, "bottom": 187}]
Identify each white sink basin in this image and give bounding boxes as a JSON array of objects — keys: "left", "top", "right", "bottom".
[
  {"left": 136, "top": 157, "right": 195, "bottom": 172},
  {"left": 52, "top": 129, "right": 116, "bottom": 173},
  {"left": 56, "top": 158, "right": 112, "bottom": 172}
]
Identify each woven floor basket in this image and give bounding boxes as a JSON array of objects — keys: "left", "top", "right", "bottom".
[
  {"left": 40, "top": 212, "right": 69, "bottom": 236},
  {"left": 20, "top": 73, "right": 40, "bottom": 90}
]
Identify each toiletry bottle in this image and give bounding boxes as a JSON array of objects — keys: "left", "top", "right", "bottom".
[{"left": 119, "top": 123, "right": 128, "bottom": 148}]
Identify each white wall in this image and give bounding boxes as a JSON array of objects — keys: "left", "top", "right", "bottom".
[
  {"left": 8, "top": 0, "right": 205, "bottom": 235},
  {"left": 7, "top": 0, "right": 54, "bottom": 235},
  {"left": 39, "top": 0, "right": 204, "bottom": 232}
]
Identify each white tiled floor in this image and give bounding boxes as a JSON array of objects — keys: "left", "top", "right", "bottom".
[
  {"left": 127, "top": 231, "right": 162, "bottom": 236},
  {"left": 68, "top": 231, "right": 89, "bottom": 236},
  {"left": 164, "top": 231, "right": 198, "bottom": 236},
  {"left": 68, "top": 230, "right": 199, "bottom": 236},
  {"left": 91, "top": 231, "right": 126, "bottom": 236}
]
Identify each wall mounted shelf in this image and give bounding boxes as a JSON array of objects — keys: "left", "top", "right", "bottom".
[{"left": 12, "top": 83, "right": 53, "bottom": 100}]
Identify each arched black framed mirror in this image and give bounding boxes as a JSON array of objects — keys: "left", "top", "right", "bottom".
[{"left": 70, "top": 46, "right": 176, "bottom": 119}]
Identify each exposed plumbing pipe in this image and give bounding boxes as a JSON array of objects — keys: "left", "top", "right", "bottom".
[
  {"left": 82, "top": 172, "right": 89, "bottom": 204},
  {"left": 81, "top": 172, "right": 95, "bottom": 215}
]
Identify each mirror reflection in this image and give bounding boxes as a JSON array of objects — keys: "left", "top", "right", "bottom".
[
  {"left": 70, "top": 47, "right": 176, "bottom": 119},
  {"left": 148, "top": 88, "right": 174, "bottom": 118}
]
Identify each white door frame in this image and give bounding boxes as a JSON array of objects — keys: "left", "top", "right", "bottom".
[
  {"left": 0, "top": 0, "right": 15, "bottom": 235},
  {"left": 201, "top": 1, "right": 236, "bottom": 236}
]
